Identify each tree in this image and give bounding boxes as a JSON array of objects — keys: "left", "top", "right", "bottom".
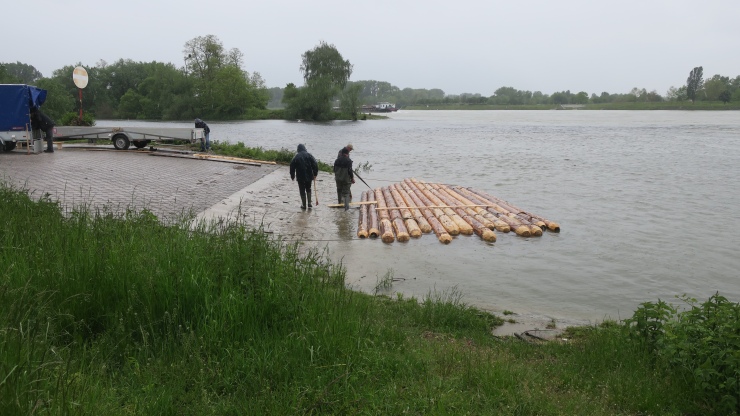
[
  {"left": 35, "top": 78, "right": 75, "bottom": 120},
  {"left": 2, "top": 62, "right": 43, "bottom": 83},
  {"left": 718, "top": 90, "right": 731, "bottom": 104},
  {"left": 290, "top": 41, "right": 352, "bottom": 121},
  {"left": 686, "top": 66, "right": 703, "bottom": 103},
  {"left": 340, "top": 83, "right": 363, "bottom": 120},
  {"left": 702, "top": 74, "right": 730, "bottom": 101}
]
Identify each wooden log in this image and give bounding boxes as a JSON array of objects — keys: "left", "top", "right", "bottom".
[
  {"left": 461, "top": 188, "right": 543, "bottom": 236},
  {"left": 327, "top": 201, "right": 377, "bottom": 208},
  {"left": 379, "top": 218, "right": 395, "bottom": 243},
  {"left": 392, "top": 183, "right": 432, "bottom": 233},
  {"left": 431, "top": 183, "right": 497, "bottom": 230},
  {"left": 438, "top": 185, "right": 507, "bottom": 233},
  {"left": 374, "top": 188, "right": 395, "bottom": 243},
  {"left": 408, "top": 178, "right": 473, "bottom": 235},
  {"left": 419, "top": 181, "right": 495, "bottom": 242},
  {"left": 401, "top": 180, "right": 460, "bottom": 236},
  {"left": 357, "top": 191, "right": 369, "bottom": 238},
  {"left": 454, "top": 187, "right": 532, "bottom": 237},
  {"left": 382, "top": 187, "right": 410, "bottom": 242},
  {"left": 472, "top": 189, "right": 560, "bottom": 232},
  {"left": 399, "top": 182, "right": 452, "bottom": 244},
  {"left": 443, "top": 187, "right": 511, "bottom": 232},
  {"left": 388, "top": 185, "right": 422, "bottom": 238},
  {"left": 368, "top": 193, "right": 379, "bottom": 238}
]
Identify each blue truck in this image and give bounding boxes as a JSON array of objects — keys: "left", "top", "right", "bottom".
[
  {"left": 0, "top": 84, "right": 47, "bottom": 152},
  {"left": 1, "top": 84, "right": 204, "bottom": 152}
]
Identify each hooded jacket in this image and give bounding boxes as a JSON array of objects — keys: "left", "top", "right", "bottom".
[
  {"left": 290, "top": 144, "right": 318, "bottom": 182},
  {"left": 333, "top": 151, "right": 354, "bottom": 185}
]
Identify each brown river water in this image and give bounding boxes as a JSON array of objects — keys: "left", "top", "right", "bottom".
[{"left": 104, "top": 111, "right": 740, "bottom": 327}]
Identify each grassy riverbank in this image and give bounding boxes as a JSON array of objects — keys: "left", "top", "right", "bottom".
[{"left": 1, "top": 183, "right": 736, "bottom": 414}]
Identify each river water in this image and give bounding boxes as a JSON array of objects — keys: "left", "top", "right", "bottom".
[{"left": 106, "top": 111, "right": 740, "bottom": 325}]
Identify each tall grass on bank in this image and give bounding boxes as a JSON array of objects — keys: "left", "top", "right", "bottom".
[
  {"left": 197, "top": 141, "right": 333, "bottom": 173},
  {"left": 0, "top": 182, "right": 725, "bottom": 414}
]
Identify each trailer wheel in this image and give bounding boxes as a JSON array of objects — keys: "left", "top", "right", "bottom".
[
  {"left": 133, "top": 140, "right": 151, "bottom": 149},
  {"left": 3, "top": 142, "right": 17, "bottom": 152},
  {"left": 112, "top": 134, "right": 130, "bottom": 150}
]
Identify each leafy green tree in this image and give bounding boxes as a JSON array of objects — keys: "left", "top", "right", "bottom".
[
  {"left": 686, "top": 66, "right": 703, "bottom": 103},
  {"left": 2, "top": 62, "right": 43, "bottom": 84},
  {"left": 718, "top": 90, "right": 731, "bottom": 104},
  {"left": 340, "top": 83, "right": 363, "bottom": 120},
  {"left": 0, "top": 64, "right": 19, "bottom": 83},
  {"left": 702, "top": 74, "right": 730, "bottom": 101},
  {"left": 35, "top": 78, "right": 75, "bottom": 120},
  {"left": 290, "top": 41, "right": 352, "bottom": 121}
]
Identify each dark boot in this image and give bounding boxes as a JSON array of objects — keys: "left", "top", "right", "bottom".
[
  {"left": 344, "top": 195, "right": 350, "bottom": 211},
  {"left": 307, "top": 190, "right": 313, "bottom": 208},
  {"left": 337, "top": 190, "right": 342, "bottom": 205},
  {"left": 300, "top": 193, "right": 307, "bottom": 210}
]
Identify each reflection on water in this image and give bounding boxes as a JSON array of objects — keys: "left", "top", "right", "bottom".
[{"left": 100, "top": 112, "right": 740, "bottom": 323}]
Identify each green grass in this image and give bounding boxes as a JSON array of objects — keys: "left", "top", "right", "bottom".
[
  {"left": 191, "top": 141, "right": 333, "bottom": 173},
  {"left": 0, "top": 182, "right": 726, "bottom": 414}
]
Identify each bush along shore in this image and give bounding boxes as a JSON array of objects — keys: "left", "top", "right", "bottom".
[{"left": 1, "top": 182, "right": 738, "bottom": 415}]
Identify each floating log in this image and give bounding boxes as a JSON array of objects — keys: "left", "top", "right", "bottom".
[
  {"left": 408, "top": 178, "right": 473, "bottom": 235},
  {"left": 392, "top": 183, "right": 432, "bottom": 233},
  {"left": 469, "top": 189, "right": 560, "bottom": 232},
  {"left": 374, "top": 188, "right": 395, "bottom": 243},
  {"left": 437, "top": 185, "right": 510, "bottom": 233},
  {"left": 327, "top": 201, "right": 377, "bottom": 208},
  {"left": 401, "top": 180, "right": 460, "bottom": 236},
  {"left": 429, "top": 182, "right": 497, "bottom": 230},
  {"left": 453, "top": 187, "right": 532, "bottom": 237},
  {"left": 461, "top": 188, "right": 542, "bottom": 236},
  {"left": 415, "top": 180, "right": 495, "bottom": 242},
  {"left": 398, "top": 182, "right": 452, "bottom": 244},
  {"left": 357, "top": 191, "right": 369, "bottom": 239},
  {"left": 388, "top": 186, "right": 422, "bottom": 238},
  {"left": 382, "top": 187, "right": 410, "bottom": 242},
  {"left": 367, "top": 192, "right": 379, "bottom": 238}
]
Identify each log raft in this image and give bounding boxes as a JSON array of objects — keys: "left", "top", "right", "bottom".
[{"left": 340, "top": 178, "right": 557, "bottom": 245}]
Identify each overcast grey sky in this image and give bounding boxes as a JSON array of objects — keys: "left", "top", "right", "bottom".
[{"left": 5, "top": 0, "right": 739, "bottom": 96}]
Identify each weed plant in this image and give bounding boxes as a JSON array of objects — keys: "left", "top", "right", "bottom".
[{"left": 0, "top": 182, "right": 726, "bottom": 414}]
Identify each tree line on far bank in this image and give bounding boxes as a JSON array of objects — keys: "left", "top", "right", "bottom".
[{"left": 2, "top": 36, "right": 738, "bottom": 123}]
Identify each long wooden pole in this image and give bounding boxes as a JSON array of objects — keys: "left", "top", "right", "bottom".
[
  {"left": 374, "top": 188, "right": 395, "bottom": 243},
  {"left": 381, "top": 186, "right": 411, "bottom": 242},
  {"left": 357, "top": 190, "right": 369, "bottom": 238},
  {"left": 415, "top": 180, "right": 495, "bottom": 242},
  {"left": 408, "top": 178, "right": 473, "bottom": 235},
  {"left": 398, "top": 182, "right": 452, "bottom": 244},
  {"left": 401, "top": 180, "right": 460, "bottom": 236},
  {"left": 391, "top": 183, "right": 432, "bottom": 233}
]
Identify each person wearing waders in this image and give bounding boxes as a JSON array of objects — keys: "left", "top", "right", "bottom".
[
  {"left": 333, "top": 147, "right": 355, "bottom": 211},
  {"left": 289, "top": 144, "right": 318, "bottom": 210}
]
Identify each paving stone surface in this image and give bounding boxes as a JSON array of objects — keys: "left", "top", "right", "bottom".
[{"left": 0, "top": 145, "right": 280, "bottom": 220}]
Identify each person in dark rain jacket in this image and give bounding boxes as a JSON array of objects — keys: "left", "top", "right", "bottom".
[
  {"left": 333, "top": 147, "right": 355, "bottom": 211},
  {"left": 289, "top": 144, "right": 319, "bottom": 209}
]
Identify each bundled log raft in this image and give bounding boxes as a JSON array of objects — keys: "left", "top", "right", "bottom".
[{"left": 355, "top": 178, "right": 560, "bottom": 244}]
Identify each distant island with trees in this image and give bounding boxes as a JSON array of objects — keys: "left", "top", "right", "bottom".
[{"left": 2, "top": 34, "right": 739, "bottom": 122}]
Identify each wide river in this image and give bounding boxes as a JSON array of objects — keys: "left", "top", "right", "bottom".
[{"left": 107, "top": 111, "right": 740, "bottom": 325}]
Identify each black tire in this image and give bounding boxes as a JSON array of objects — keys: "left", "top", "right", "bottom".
[
  {"left": 112, "top": 134, "right": 130, "bottom": 150},
  {"left": 3, "top": 142, "right": 17, "bottom": 152},
  {"left": 133, "top": 140, "right": 151, "bottom": 149}
]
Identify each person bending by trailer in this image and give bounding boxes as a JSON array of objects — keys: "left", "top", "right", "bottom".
[
  {"left": 334, "top": 147, "right": 355, "bottom": 210},
  {"left": 194, "top": 118, "right": 210, "bottom": 151},
  {"left": 30, "top": 108, "right": 55, "bottom": 153},
  {"left": 289, "top": 144, "right": 318, "bottom": 210}
]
